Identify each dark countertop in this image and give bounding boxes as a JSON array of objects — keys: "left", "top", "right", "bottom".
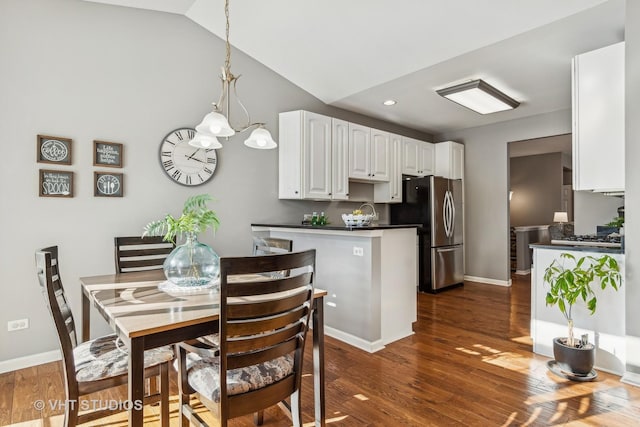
[
  {"left": 530, "top": 242, "right": 624, "bottom": 254},
  {"left": 251, "top": 223, "right": 421, "bottom": 231}
]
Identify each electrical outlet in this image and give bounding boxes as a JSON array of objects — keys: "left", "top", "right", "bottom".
[
  {"left": 353, "top": 246, "right": 364, "bottom": 256},
  {"left": 7, "top": 318, "right": 29, "bottom": 332}
]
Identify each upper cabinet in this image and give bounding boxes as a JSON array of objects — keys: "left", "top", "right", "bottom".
[
  {"left": 279, "top": 110, "right": 346, "bottom": 200},
  {"left": 348, "top": 124, "right": 390, "bottom": 182},
  {"left": 401, "top": 137, "right": 434, "bottom": 177},
  {"left": 435, "top": 141, "right": 464, "bottom": 180},
  {"left": 374, "top": 133, "right": 402, "bottom": 203},
  {"left": 572, "top": 42, "right": 625, "bottom": 192}
]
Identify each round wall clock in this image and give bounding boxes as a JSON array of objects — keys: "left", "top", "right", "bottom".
[{"left": 159, "top": 127, "right": 218, "bottom": 186}]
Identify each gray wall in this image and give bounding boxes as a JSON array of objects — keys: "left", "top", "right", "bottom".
[
  {"left": 510, "top": 153, "right": 563, "bottom": 227},
  {"left": 0, "top": 0, "right": 431, "bottom": 362},
  {"left": 437, "top": 110, "right": 572, "bottom": 282},
  {"left": 573, "top": 192, "right": 622, "bottom": 235},
  {"left": 625, "top": 0, "right": 640, "bottom": 376}
]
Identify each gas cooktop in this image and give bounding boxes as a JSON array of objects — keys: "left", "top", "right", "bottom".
[{"left": 551, "top": 234, "right": 622, "bottom": 248}]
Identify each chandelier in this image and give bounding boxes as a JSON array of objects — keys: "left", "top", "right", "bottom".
[{"left": 189, "top": 0, "right": 277, "bottom": 150}]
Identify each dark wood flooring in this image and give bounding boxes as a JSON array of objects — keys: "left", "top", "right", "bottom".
[{"left": 2, "top": 275, "right": 640, "bottom": 426}]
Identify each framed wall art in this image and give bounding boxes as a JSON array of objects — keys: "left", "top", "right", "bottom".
[
  {"left": 39, "top": 169, "right": 74, "bottom": 197},
  {"left": 37, "top": 135, "right": 72, "bottom": 165},
  {"left": 94, "top": 140, "right": 123, "bottom": 168},
  {"left": 94, "top": 172, "right": 123, "bottom": 197}
]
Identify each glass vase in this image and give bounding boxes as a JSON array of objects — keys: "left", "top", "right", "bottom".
[{"left": 163, "top": 232, "right": 220, "bottom": 288}]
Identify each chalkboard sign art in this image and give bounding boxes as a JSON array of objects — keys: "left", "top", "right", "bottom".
[
  {"left": 94, "top": 172, "right": 123, "bottom": 197},
  {"left": 37, "top": 135, "right": 72, "bottom": 165},
  {"left": 93, "top": 140, "right": 123, "bottom": 168},
  {"left": 39, "top": 169, "right": 74, "bottom": 198}
]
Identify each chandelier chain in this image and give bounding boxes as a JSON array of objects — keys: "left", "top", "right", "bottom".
[{"left": 224, "top": 0, "right": 231, "bottom": 77}]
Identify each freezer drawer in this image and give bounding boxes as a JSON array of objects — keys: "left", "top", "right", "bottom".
[{"left": 431, "top": 245, "right": 464, "bottom": 291}]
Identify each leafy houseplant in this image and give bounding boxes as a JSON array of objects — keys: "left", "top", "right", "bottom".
[
  {"left": 543, "top": 252, "right": 621, "bottom": 375},
  {"left": 143, "top": 194, "right": 221, "bottom": 288}
]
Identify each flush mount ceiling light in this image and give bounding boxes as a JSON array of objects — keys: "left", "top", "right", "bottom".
[
  {"left": 382, "top": 99, "right": 397, "bottom": 106},
  {"left": 190, "top": 0, "right": 277, "bottom": 150},
  {"left": 436, "top": 79, "right": 519, "bottom": 114}
]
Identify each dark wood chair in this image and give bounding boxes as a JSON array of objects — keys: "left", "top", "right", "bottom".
[
  {"left": 36, "top": 246, "right": 173, "bottom": 427},
  {"left": 252, "top": 236, "right": 293, "bottom": 255},
  {"left": 114, "top": 236, "right": 175, "bottom": 273},
  {"left": 176, "top": 249, "right": 316, "bottom": 427}
]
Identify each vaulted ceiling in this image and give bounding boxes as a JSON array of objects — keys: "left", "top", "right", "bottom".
[{"left": 83, "top": 0, "right": 625, "bottom": 135}]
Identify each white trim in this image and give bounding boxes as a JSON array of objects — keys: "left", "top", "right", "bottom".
[
  {"left": 515, "top": 269, "right": 531, "bottom": 275},
  {"left": 464, "top": 275, "right": 512, "bottom": 287},
  {"left": 621, "top": 372, "right": 640, "bottom": 388},
  {"left": 325, "top": 326, "right": 385, "bottom": 353},
  {"left": 0, "top": 349, "right": 61, "bottom": 374}
]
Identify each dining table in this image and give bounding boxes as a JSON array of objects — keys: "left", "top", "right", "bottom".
[{"left": 79, "top": 269, "right": 327, "bottom": 427}]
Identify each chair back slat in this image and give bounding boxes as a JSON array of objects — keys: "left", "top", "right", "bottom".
[
  {"left": 217, "top": 249, "right": 315, "bottom": 417},
  {"left": 114, "top": 236, "right": 175, "bottom": 273},
  {"left": 227, "top": 273, "right": 312, "bottom": 297}
]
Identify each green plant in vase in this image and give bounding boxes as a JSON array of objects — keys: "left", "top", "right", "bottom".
[
  {"left": 143, "top": 194, "right": 221, "bottom": 288},
  {"left": 543, "top": 252, "right": 621, "bottom": 376}
]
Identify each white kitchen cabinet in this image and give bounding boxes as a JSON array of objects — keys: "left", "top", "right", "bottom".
[
  {"left": 374, "top": 133, "right": 402, "bottom": 203},
  {"left": 401, "top": 137, "right": 434, "bottom": 176},
  {"left": 348, "top": 124, "right": 390, "bottom": 182},
  {"left": 572, "top": 42, "right": 625, "bottom": 192},
  {"left": 331, "top": 118, "right": 350, "bottom": 200},
  {"left": 279, "top": 110, "right": 332, "bottom": 200},
  {"left": 435, "top": 140, "right": 464, "bottom": 180}
]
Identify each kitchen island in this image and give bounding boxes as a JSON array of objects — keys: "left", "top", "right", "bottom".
[
  {"left": 251, "top": 224, "right": 418, "bottom": 352},
  {"left": 530, "top": 243, "right": 625, "bottom": 374}
]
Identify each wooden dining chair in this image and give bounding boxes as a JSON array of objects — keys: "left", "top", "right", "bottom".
[
  {"left": 114, "top": 236, "right": 175, "bottom": 273},
  {"left": 252, "top": 236, "right": 293, "bottom": 255},
  {"left": 176, "top": 249, "right": 316, "bottom": 427},
  {"left": 36, "top": 246, "right": 174, "bottom": 427}
]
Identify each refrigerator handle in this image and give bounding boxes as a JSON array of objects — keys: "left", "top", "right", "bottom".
[
  {"left": 442, "top": 191, "right": 450, "bottom": 237},
  {"left": 436, "top": 247, "right": 458, "bottom": 253},
  {"left": 450, "top": 191, "right": 456, "bottom": 236}
]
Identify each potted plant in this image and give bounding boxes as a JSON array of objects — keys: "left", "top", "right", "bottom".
[
  {"left": 143, "top": 194, "right": 221, "bottom": 288},
  {"left": 543, "top": 252, "right": 621, "bottom": 377}
]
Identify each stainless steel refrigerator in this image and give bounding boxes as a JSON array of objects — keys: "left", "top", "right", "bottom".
[{"left": 390, "top": 175, "right": 464, "bottom": 292}]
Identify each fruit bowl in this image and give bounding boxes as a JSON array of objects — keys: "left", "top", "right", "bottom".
[{"left": 342, "top": 213, "right": 373, "bottom": 227}]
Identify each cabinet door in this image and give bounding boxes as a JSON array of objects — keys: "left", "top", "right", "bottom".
[
  {"left": 349, "top": 123, "right": 371, "bottom": 179},
  {"left": 572, "top": 42, "right": 624, "bottom": 191},
  {"left": 401, "top": 137, "right": 420, "bottom": 176},
  {"left": 278, "top": 111, "right": 302, "bottom": 199},
  {"left": 370, "top": 129, "right": 390, "bottom": 181},
  {"left": 331, "top": 118, "right": 350, "bottom": 200},
  {"left": 302, "top": 111, "right": 332, "bottom": 199},
  {"left": 450, "top": 143, "right": 464, "bottom": 180},
  {"left": 374, "top": 133, "right": 402, "bottom": 203},
  {"left": 417, "top": 142, "right": 435, "bottom": 176}
]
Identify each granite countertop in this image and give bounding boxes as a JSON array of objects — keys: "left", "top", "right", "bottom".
[
  {"left": 251, "top": 223, "right": 421, "bottom": 231},
  {"left": 529, "top": 242, "right": 624, "bottom": 254}
]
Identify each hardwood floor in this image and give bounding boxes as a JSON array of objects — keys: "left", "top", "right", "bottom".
[{"left": 3, "top": 275, "right": 640, "bottom": 426}]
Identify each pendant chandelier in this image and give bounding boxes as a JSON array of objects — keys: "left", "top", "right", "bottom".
[{"left": 190, "top": 0, "right": 277, "bottom": 150}]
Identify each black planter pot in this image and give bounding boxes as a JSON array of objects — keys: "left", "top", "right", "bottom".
[{"left": 553, "top": 337, "right": 595, "bottom": 376}]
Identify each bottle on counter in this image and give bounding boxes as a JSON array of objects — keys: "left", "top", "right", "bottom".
[
  {"left": 319, "top": 212, "right": 326, "bottom": 226},
  {"left": 311, "top": 212, "right": 318, "bottom": 226}
]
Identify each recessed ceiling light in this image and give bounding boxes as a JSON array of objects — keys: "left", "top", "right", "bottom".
[
  {"left": 436, "top": 79, "right": 519, "bottom": 114},
  {"left": 382, "top": 99, "right": 397, "bottom": 106}
]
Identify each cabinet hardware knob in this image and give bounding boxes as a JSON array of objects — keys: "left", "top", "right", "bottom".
[
  {"left": 329, "top": 192, "right": 332, "bottom": 195},
  {"left": 294, "top": 191, "right": 299, "bottom": 194}
]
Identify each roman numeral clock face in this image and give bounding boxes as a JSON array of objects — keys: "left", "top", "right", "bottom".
[{"left": 159, "top": 128, "right": 218, "bottom": 186}]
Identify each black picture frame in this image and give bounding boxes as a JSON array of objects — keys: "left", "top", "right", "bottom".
[
  {"left": 37, "top": 135, "right": 72, "bottom": 165},
  {"left": 39, "top": 169, "right": 74, "bottom": 197},
  {"left": 94, "top": 172, "right": 124, "bottom": 197},
  {"left": 94, "top": 140, "right": 123, "bottom": 168}
]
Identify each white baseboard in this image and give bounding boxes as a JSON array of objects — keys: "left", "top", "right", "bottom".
[
  {"left": 621, "top": 371, "right": 640, "bottom": 388},
  {"left": 464, "top": 275, "right": 512, "bottom": 287},
  {"left": 515, "top": 269, "right": 531, "bottom": 275},
  {"left": 0, "top": 349, "right": 61, "bottom": 374},
  {"left": 325, "top": 326, "right": 385, "bottom": 353}
]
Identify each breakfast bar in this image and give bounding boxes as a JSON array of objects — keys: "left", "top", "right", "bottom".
[{"left": 252, "top": 224, "right": 418, "bottom": 352}]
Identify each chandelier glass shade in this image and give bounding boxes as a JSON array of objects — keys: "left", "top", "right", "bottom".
[{"left": 190, "top": 0, "right": 277, "bottom": 150}]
